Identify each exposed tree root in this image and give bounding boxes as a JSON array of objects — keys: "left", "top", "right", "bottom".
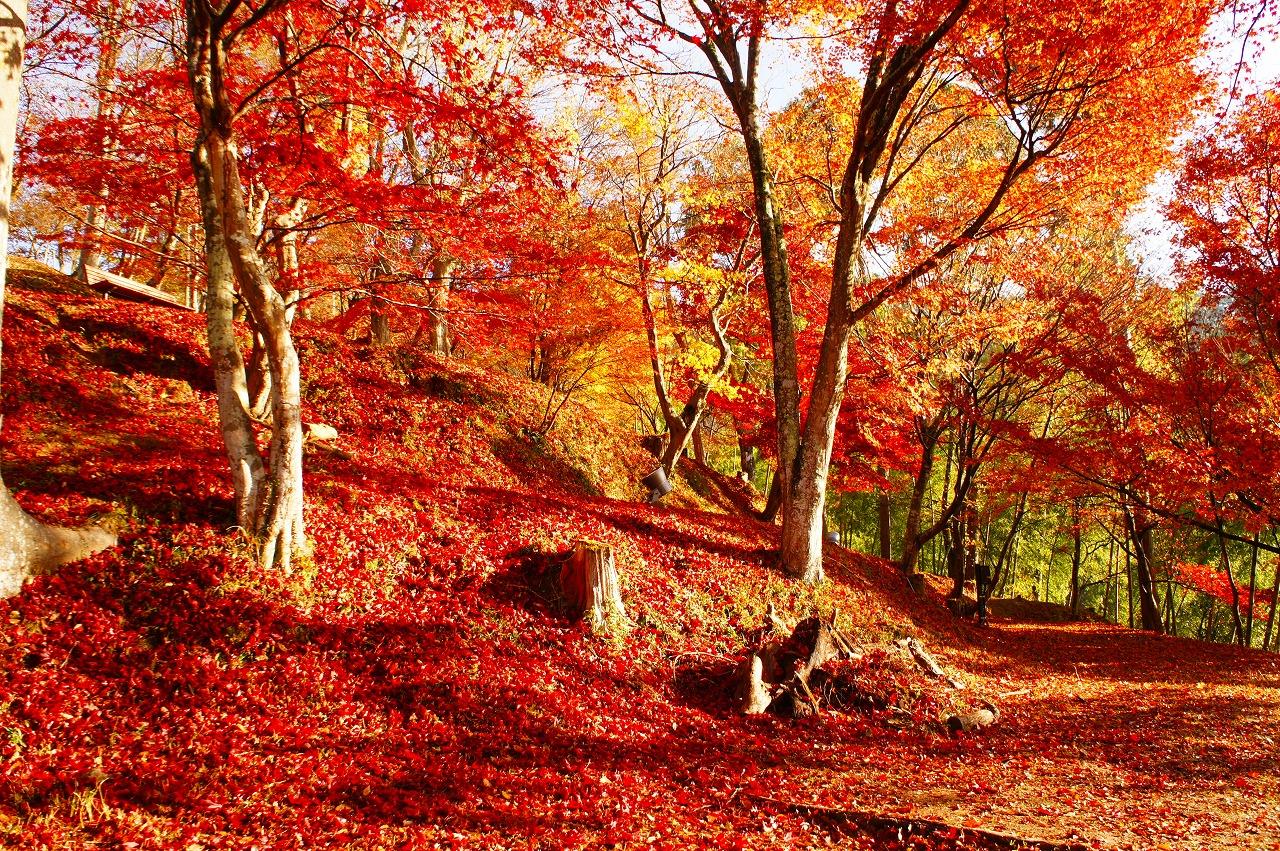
[{"left": 0, "top": 484, "right": 116, "bottom": 598}]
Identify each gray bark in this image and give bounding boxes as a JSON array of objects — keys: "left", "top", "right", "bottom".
[{"left": 186, "top": 0, "right": 305, "bottom": 571}]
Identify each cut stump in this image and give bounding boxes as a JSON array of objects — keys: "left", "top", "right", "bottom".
[
  {"left": 732, "top": 611, "right": 861, "bottom": 716},
  {"left": 560, "top": 540, "right": 628, "bottom": 632}
]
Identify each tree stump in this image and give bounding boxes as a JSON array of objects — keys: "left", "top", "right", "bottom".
[
  {"left": 732, "top": 611, "right": 861, "bottom": 716},
  {"left": 560, "top": 541, "right": 628, "bottom": 632}
]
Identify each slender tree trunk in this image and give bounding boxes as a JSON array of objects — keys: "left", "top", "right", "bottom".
[
  {"left": 147, "top": 229, "right": 181, "bottom": 290},
  {"left": 877, "top": 466, "right": 892, "bottom": 562},
  {"left": 1127, "top": 542, "right": 1135, "bottom": 630},
  {"left": 759, "top": 472, "right": 782, "bottom": 523},
  {"left": 1247, "top": 535, "right": 1259, "bottom": 647},
  {"left": 738, "top": 429, "right": 757, "bottom": 484},
  {"left": 640, "top": 277, "right": 732, "bottom": 482},
  {"left": 370, "top": 297, "right": 392, "bottom": 346},
  {"left": 991, "top": 493, "right": 1029, "bottom": 597},
  {"left": 186, "top": 1, "right": 305, "bottom": 571},
  {"left": 898, "top": 422, "right": 941, "bottom": 576},
  {"left": 1068, "top": 503, "right": 1083, "bottom": 615},
  {"left": 1264, "top": 548, "right": 1280, "bottom": 651},
  {"left": 1215, "top": 528, "right": 1247, "bottom": 647},
  {"left": 691, "top": 421, "right": 707, "bottom": 465},
  {"left": 274, "top": 197, "right": 308, "bottom": 323},
  {"left": 0, "top": 1, "right": 116, "bottom": 596}
]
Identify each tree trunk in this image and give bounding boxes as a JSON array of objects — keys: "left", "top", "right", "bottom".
[
  {"left": 1068, "top": 504, "right": 1083, "bottom": 616},
  {"left": 641, "top": 278, "right": 732, "bottom": 483},
  {"left": 147, "top": 228, "right": 181, "bottom": 290},
  {"left": 877, "top": 467, "right": 892, "bottom": 562},
  {"left": 1215, "top": 528, "right": 1247, "bottom": 647},
  {"left": 192, "top": 142, "right": 265, "bottom": 530},
  {"left": 370, "top": 299, "right": 392, "bottom": 346},
  {"left": 1264, "top": 547, "right": 1280, "bottom": 651},
  {"left": 759, "top": 471, "right": 782, "bottom": 523},
  {"left": 735, "top": 116, "right": 802, "bottom": 553},
  {"left": 0, "top": 484, "right": 117, "bottom": 598},
  {"left": 560, "top": 541, "right": 628, "bottom": 631},
  {"left": 1127, "top": 542, "right": 1135, "bottom": 630},
  {"left": 1124, "top": 508, "right": 1164, "bottom": 633},
  {"left": 898, "top": 420, "right": 943, "bottom": 576},
  {"left": 691, "top": 421, "right": 707, "bottom": 465},
  {"left": 737, "top": 423, "right": 757, "bottom": 484},
  {"left": 274, "top": 197, "right": 308, "bottom": 323},
  {"left": 186, "top": 1, "right": 305, "bottom": 572},
  {"left": 427, "top": 255, "right": 454, "bottom": 356},
  {"left": 245, "top": 328, "right": 271, "bottom": 420},
  {"left": 0, "top": 2, "right": 116, "bottom": 596},
  {"left": 1247, "top": 535, "right": 1259, "bottom": 647}
]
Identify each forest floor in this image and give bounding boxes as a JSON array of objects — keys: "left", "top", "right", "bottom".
[{"left": 1, "top": 258, "right": 1278, "bottom": 850}]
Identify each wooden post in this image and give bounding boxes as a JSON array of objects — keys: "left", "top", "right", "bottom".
[{"left": 560, "top": 541, "right": 628, "bottom": 632}]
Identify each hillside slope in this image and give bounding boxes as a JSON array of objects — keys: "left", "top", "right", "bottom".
[{"left": 1, "top": 260, "right": 1278, "bottom": 850}]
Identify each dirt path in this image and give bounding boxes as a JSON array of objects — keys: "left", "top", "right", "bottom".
[{"left": 763, "top": 620, "right": 1280, "bottom": 850}]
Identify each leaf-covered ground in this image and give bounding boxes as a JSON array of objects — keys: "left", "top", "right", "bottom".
[{"left": 1, "top": 261, "right": 1277, "bottom": 850}]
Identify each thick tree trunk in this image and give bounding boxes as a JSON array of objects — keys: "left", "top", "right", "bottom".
[
  {"left": 0, "top": 2, "right": 116, "bottom": 596},
  {"left": 1124, "top": 509, "right": 1164, "bottom": 633},
  {"left": 737, "top": 124, "right": 802, "bottom": 541},
  {"left": 427, "top": 256, "right": 454, "bottom": 356},
  {"left": 186, "top": 2, "right": 305, "bottom": 571},
  {"left": 370, "top": 297, "right": 392, "bottom": 346},
  {"left": 0, "top": 484, "right": 117, "bottom": 598},
  {"left": 192, "top": 142, "right": 265, "bottom": 530}
]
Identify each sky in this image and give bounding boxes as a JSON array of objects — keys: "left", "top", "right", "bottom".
[
  {"left": 741, "top": 7, "right": 1280, "bottom": 282},
  {"left": 1128, "top": 6, "right": 1280, "bottom": 280}
]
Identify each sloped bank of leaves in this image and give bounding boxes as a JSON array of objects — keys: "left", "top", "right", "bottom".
[{"left": 1, "top": 272, "right": 1279, "bottom": 849}]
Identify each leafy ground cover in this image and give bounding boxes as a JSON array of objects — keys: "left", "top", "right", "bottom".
[{"left": 1, "top": 262, "right": 1278, "bottom": 850}]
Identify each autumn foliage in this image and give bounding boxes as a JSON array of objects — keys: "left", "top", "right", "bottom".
[{"left": 2, "top": 0, "right": 1280, "bottom": 847}]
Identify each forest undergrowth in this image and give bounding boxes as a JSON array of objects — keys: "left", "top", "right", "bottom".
[{"left": 1, "top": 261, "right": 1277, "bottom": 850}]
